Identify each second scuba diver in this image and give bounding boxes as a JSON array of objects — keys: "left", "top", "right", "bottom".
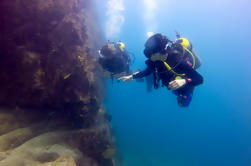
[
  {"left": 98, "top": 41, "right": 132, "bottom": 79},
  {"left": 119, "top": 33, "right": 204, "bottom": 107}
]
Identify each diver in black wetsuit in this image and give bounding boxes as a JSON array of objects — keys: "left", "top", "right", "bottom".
[
  {"left": 119, "top": 33, "right": 203, "bottom": 107},
  {"left": 98, "top": 41, "right": 131, "bottom": 79}
]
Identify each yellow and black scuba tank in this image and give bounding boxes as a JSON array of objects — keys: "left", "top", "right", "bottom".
[
  {"left": 175, "top": 37, "right": 202, "bottom": 69},
  {"left": 116, "top": 41, "right": 125, "bottom": 52}
]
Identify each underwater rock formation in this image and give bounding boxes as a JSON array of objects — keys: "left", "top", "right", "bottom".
[
  {"left": 0, "top": 107, "right": 113, "bottom": 166},
  {"left": 0, "top": 0, "right": 114, "bottom": 165}
]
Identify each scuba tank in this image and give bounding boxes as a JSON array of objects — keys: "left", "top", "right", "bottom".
[{"left": 173, "top": 32, "right": 202, "bottom": 69}]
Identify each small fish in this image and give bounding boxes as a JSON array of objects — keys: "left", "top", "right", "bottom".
[{"left": 64, "top": 73, "right": 71, "bottom": 79}]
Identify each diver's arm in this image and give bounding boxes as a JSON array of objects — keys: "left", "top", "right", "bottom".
[
  {"left": 132, "top": 60, "right": 154, "bottom": 79},
  {"left": 132, "top": 67, "right": 153, "bottom": 79},
  {"left": 118, "top": 59, "right": 154, "bottom": 82},
  {"left": 118, "top": 67, "right": 153, "bottom": 82},
  {"left": 181, "top": 63, "right": 203, "bottom": 86}
]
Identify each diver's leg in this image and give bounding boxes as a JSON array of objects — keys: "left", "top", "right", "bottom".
[{"left": 176, "top": 87, "right": 194, "bottom": 107}]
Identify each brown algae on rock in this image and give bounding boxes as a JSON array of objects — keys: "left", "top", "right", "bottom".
[{"left": 0, "top": 0, "right": 115, "bottom": 165}]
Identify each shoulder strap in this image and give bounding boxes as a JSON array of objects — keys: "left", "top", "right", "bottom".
[{"left": 183, "top": 47, "right": 196, "bottom": 69}]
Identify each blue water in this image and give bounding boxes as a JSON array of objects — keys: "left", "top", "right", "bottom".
[{"left": 94, "top": 0, "right": 251, "bottom": 165}]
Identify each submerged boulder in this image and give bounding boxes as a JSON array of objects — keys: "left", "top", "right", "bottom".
[
  {"left": 0, "top": 108, "right": 113, "bottom": 166},
  {"left": 0, "top": 0, "right": 114, "bottom": 165}
]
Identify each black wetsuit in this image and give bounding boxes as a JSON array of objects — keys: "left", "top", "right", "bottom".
[
  {"left": 99, "top": 53, "right": 129, "bottom": 74},
  {"left": 99, "top": 43, "right": 131, "bottom": 75},
  {"left": 133, "top": 49, "right": 203, "bottom": 106}
]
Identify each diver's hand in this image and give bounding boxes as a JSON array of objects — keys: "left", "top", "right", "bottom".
[
  {"left": 118, "top": 75, "right": 133, "bottom": 82},
  {"left": 168, "top": 79, "right": 186, "bottom": 90}
]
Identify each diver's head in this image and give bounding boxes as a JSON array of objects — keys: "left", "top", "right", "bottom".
[
  {"left": 100, "top": 43, "right": 117, "bottom": 58},
  {"left": 144, "top": 33, "right": 169, "bottom": 58}
]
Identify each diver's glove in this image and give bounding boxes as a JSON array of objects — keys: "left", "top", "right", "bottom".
[
  {"left": 168, "top": 79, "right": 186, "bottom": 90},
  {"left": 118, "top": 75, "right": 133, "bottom": 82}
]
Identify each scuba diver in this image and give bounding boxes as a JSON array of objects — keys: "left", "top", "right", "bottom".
[
  {"left": 98, "top": 41, "right": 132, "bottom": 79},
  {"left": 119, "top": 33, "right": 203, "bottom": 107}
]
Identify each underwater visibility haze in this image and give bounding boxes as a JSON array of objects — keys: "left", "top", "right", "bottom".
[
  {"left": 95, "top": 0, "right": 251, "bottom": 166},
  {"left": 0, "top": 0, "right": 250, "bottom": 165}
]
